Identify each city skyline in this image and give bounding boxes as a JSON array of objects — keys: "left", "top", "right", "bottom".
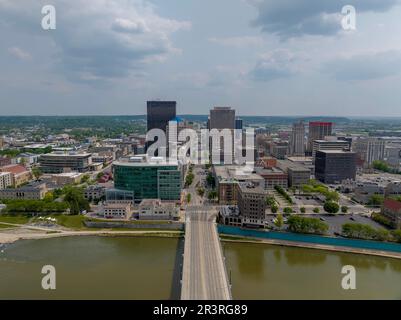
[{"left": 1, "top": 0, "right": 401, "bottom": 116}]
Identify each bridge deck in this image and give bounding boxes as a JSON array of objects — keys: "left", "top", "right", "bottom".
[{"left": 181, "top": 208, "right": 232, "bottom": 300}]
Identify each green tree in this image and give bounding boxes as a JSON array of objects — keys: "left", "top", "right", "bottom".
[
  {"left": 313, "top": 207, "right": 320, "bottom": 213},
  {"left": 275, "top": 213, "right": 284, "bottom": 228},
  {"left": 206, "top": 173, "right": 215, "bottom": 187},
  {"left": 283, "top": 207, "right": 293, "bottom": 214},
  {"left": 186, "top": 193, "right": 191, "bottom": 204},
  {"left": 368, "top": 194, "right": 384, "bottom": 206},
  {"left": 207, "top": 190, "right": 217, "bottom": 200},
  {"left": 197, "top": 187, "right": 205, "bottom": 197},
  {"left": 287, "top": 215, "right": 328, "bottom": 235},
  {"left": 324, "top": 201, "right": 340, "bottom": 214},
  {"left": 300, "top": 207, "right": 306, "bottom": 213},
  {"left": 81, "top": 174, "right": 90, "bottom": 183},
  {"left": 392, "top": 230, "right": 401, "bottom": 243},
  {"left": 64, "top": 186, "right": 90, "bottom": 215},
  {"left": 341, "top": 206, "right": 348, "bottom": 213},
  {"left": 32, "top": 167, "right": 42, "bottom": 180}
]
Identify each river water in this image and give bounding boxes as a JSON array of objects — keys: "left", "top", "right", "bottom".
[
  {"left": 1, "top": 236, "right": 400, "bottom": 299},
  {"left": 224, "top": 242, "right": 401, "bottom": 300},
  {"left": 0, "top": 236, "right": 183, "bottom": 299}
]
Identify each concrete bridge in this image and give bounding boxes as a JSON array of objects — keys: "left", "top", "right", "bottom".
[{"left": 181, "top": 206, "right": 232, "bottom": 300}]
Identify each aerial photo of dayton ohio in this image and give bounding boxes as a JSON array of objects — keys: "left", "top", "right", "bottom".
[{"left": 1, "top": 0, "right": 401, "bottom": 301}]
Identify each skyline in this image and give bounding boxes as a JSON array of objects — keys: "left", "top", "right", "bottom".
[{"left": 1, "top": 0, "right": 401, "bottom": 116}]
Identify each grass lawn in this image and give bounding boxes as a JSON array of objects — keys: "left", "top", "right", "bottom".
[
  {"left": 51, "top": 214, "right": 89, "bottom": 230},
  {"left": 0, "top": 214, "right": 31, "bottom": 226}
]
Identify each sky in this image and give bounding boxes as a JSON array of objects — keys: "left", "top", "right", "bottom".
[{"left": 1, "top": 0, "right": 401, "bottom": 116}]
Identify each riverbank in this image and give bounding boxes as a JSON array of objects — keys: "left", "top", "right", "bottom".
[
  {"left": 0, "top": 227, "right": 183, "bottom": 244},
  {"left": 221, "top": 234, "right": 401, "bottom": 260}
]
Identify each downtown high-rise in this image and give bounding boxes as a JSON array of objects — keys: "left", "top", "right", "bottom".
[{"left": 289, "top": 121, "right": 305, "bottom": 156}]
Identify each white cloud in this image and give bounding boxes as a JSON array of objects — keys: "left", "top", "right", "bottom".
[
  {"left": 7, "top": 47, "right": 31, "bottom": 60},
  {"left": 0, "top": 0, "right": 191, "bottom": 83}
]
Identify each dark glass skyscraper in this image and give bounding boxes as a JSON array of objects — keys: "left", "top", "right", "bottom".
[
  {"left": 147, "top": 101, "right": 176, "bottom": 133},
  {"left": 146, "top": 101, "right": 176, "bottom": 153}
]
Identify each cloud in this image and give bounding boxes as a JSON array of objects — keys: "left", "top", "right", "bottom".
[
  {"left": 248, "top": 0, "right": 399, "bottom": 39},
  {"left": 208, "top": 36, "right": 263, "bottom": 47},
  {"left": 323, "top": 50, "right": 401, "bottom": 81},
  {"left": 7, "top": 47, "right": 31, "bottom": 60},
  {"left": 250, "top": 49, "right": 298, "bottom": 82},
  {"left": 0, "top": 0, "right": 190, "bottom": 83}
]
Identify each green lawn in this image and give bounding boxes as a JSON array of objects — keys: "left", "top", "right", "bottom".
[
  {"left": 52, "top": 214, "right": 89, "bottom": 230},
  {"left": 0, "top": 215, "right": 31, "bottom": 226}
]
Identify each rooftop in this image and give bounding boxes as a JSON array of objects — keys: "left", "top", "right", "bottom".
[
  {"left": 214, "top": 165, "right": 264, "bottom": 182},
  {"left": 0, "top": 164, "right": 29, "bottom": 174},
  {"left": 383, "top": 198, "right": 401, "bottom": 212},
  {"left": 316, "top": 150, "right": 355, "bottom": 154}
]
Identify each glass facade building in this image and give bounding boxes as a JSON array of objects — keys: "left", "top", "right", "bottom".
[{"left": 113, "top": 162, "right": 181, "bottom": 202}]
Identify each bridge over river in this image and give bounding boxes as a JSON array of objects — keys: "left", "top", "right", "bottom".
[{"left": 181, "top": 206, "right": 232, "bottom": 300}]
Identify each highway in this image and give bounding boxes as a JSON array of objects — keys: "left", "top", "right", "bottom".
[{"left": 181, "top": 206, "right": 232, "bottom": 300}]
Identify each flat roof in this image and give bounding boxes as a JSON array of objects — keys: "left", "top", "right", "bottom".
[
  {"left": 214, "top": 165, "right": 264, "bottom": 181},
  {"left": 317, "top": 150, "right": 355, "bottom": 154},
  {"left": 113, "top": 160, "right": 178, "bottom": 167}
]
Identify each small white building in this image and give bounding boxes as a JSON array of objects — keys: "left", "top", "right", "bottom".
[
  {"left": 138, "top": 199, "right": 179, "bottom": 221},
  {"left": 103, "top": 201, "right": 133, "bottom": 219}
]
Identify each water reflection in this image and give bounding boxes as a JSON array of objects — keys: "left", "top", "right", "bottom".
[{"left": 283, "top": 247, "right": 327, "bottom": 266}]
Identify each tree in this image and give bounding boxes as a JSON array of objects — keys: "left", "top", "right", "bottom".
[
  {"left": 313, "top": 207, "right": 320, "bottom": 213},
  {"left": 392, "top": 230, "right": 401, "bottom": 243},
  {"left": 300, "top": 207, "right": 306, "bottom": 213},
  {"left": 368, "top": 194, "right": 384, "bottom": 206},
  {"left": 207, "top": 190, "right": 217, "bottom": 200},
  {"left": 206, "top": 173, "right": 215, "bottom": 187},
  {"left": 63, "top": 186, "right": 90, "bottom": 215},
  {"left": 185, "top": 172, "right": 194, "bottom": 187},
  {"left": 186, "top": 193, "right": 191, "bottom": 204},
  {"left": 324, "top": 201, "right": 340, "bottom": 214},
  {"left": 287, "top": 215, "right": 328, "bottom": 235},
  {"left": 341, "top": 206, "right": 348, "bottom": 213},
  {"left": 283, "top": 207, "right": 293, "bottom": 214},
  {"left": 197, "top": 187, "right": 205, "bottom": 197},
  {"left": 32, "top": 167, "right": 42, "bottom": 180},
  {"left": 81, "top": 174, "right": 90, "bottom": 183},
  {"left": 275, "top": 213, "right": 284, "bottom": 228},
  {"left": 325, "top": 191, "right": 340, "bottom": 202}
]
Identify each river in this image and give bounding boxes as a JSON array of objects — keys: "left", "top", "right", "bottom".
[
  {"left": 1, "top": 236, "right": 401, "bottom": 299},
  {"left": 224, "top": 242, "right": 401, "bottom": 300}
]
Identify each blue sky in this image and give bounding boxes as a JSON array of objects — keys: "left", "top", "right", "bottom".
[{"left": 1, "top": 0, "right": 401, "bottom": 116}]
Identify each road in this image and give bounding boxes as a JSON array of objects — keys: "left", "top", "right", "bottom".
[{"left": 181, "top": 206, "right": 232, "bottom": 300}]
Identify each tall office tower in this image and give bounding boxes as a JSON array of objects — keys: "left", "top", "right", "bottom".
[
  {"left": 235, "top": 118, "right": 243, "bottom": 130},
  {"left": 209, "top": 107, "right": 236, "bottom": 163},
  {"left": 289, "top": 121, "right": 305, "bottom": 156},
  {"left": 315, "top": 150, "right": 357, "bottom": 184},
  {"left": 353, "top": 137, "right": 386, "bottom": 168},
  {"left": 307, "top": 121, "right": 333, "bottom": 153},
  {"left": 209, "top": 107, "right": 235, "bottom": 130},
  {"left": 146, "top": 101, "right": 176, "bottom": 154},
  {"left": 147, "top": 101, "right": 176, "bottom": 133}
]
